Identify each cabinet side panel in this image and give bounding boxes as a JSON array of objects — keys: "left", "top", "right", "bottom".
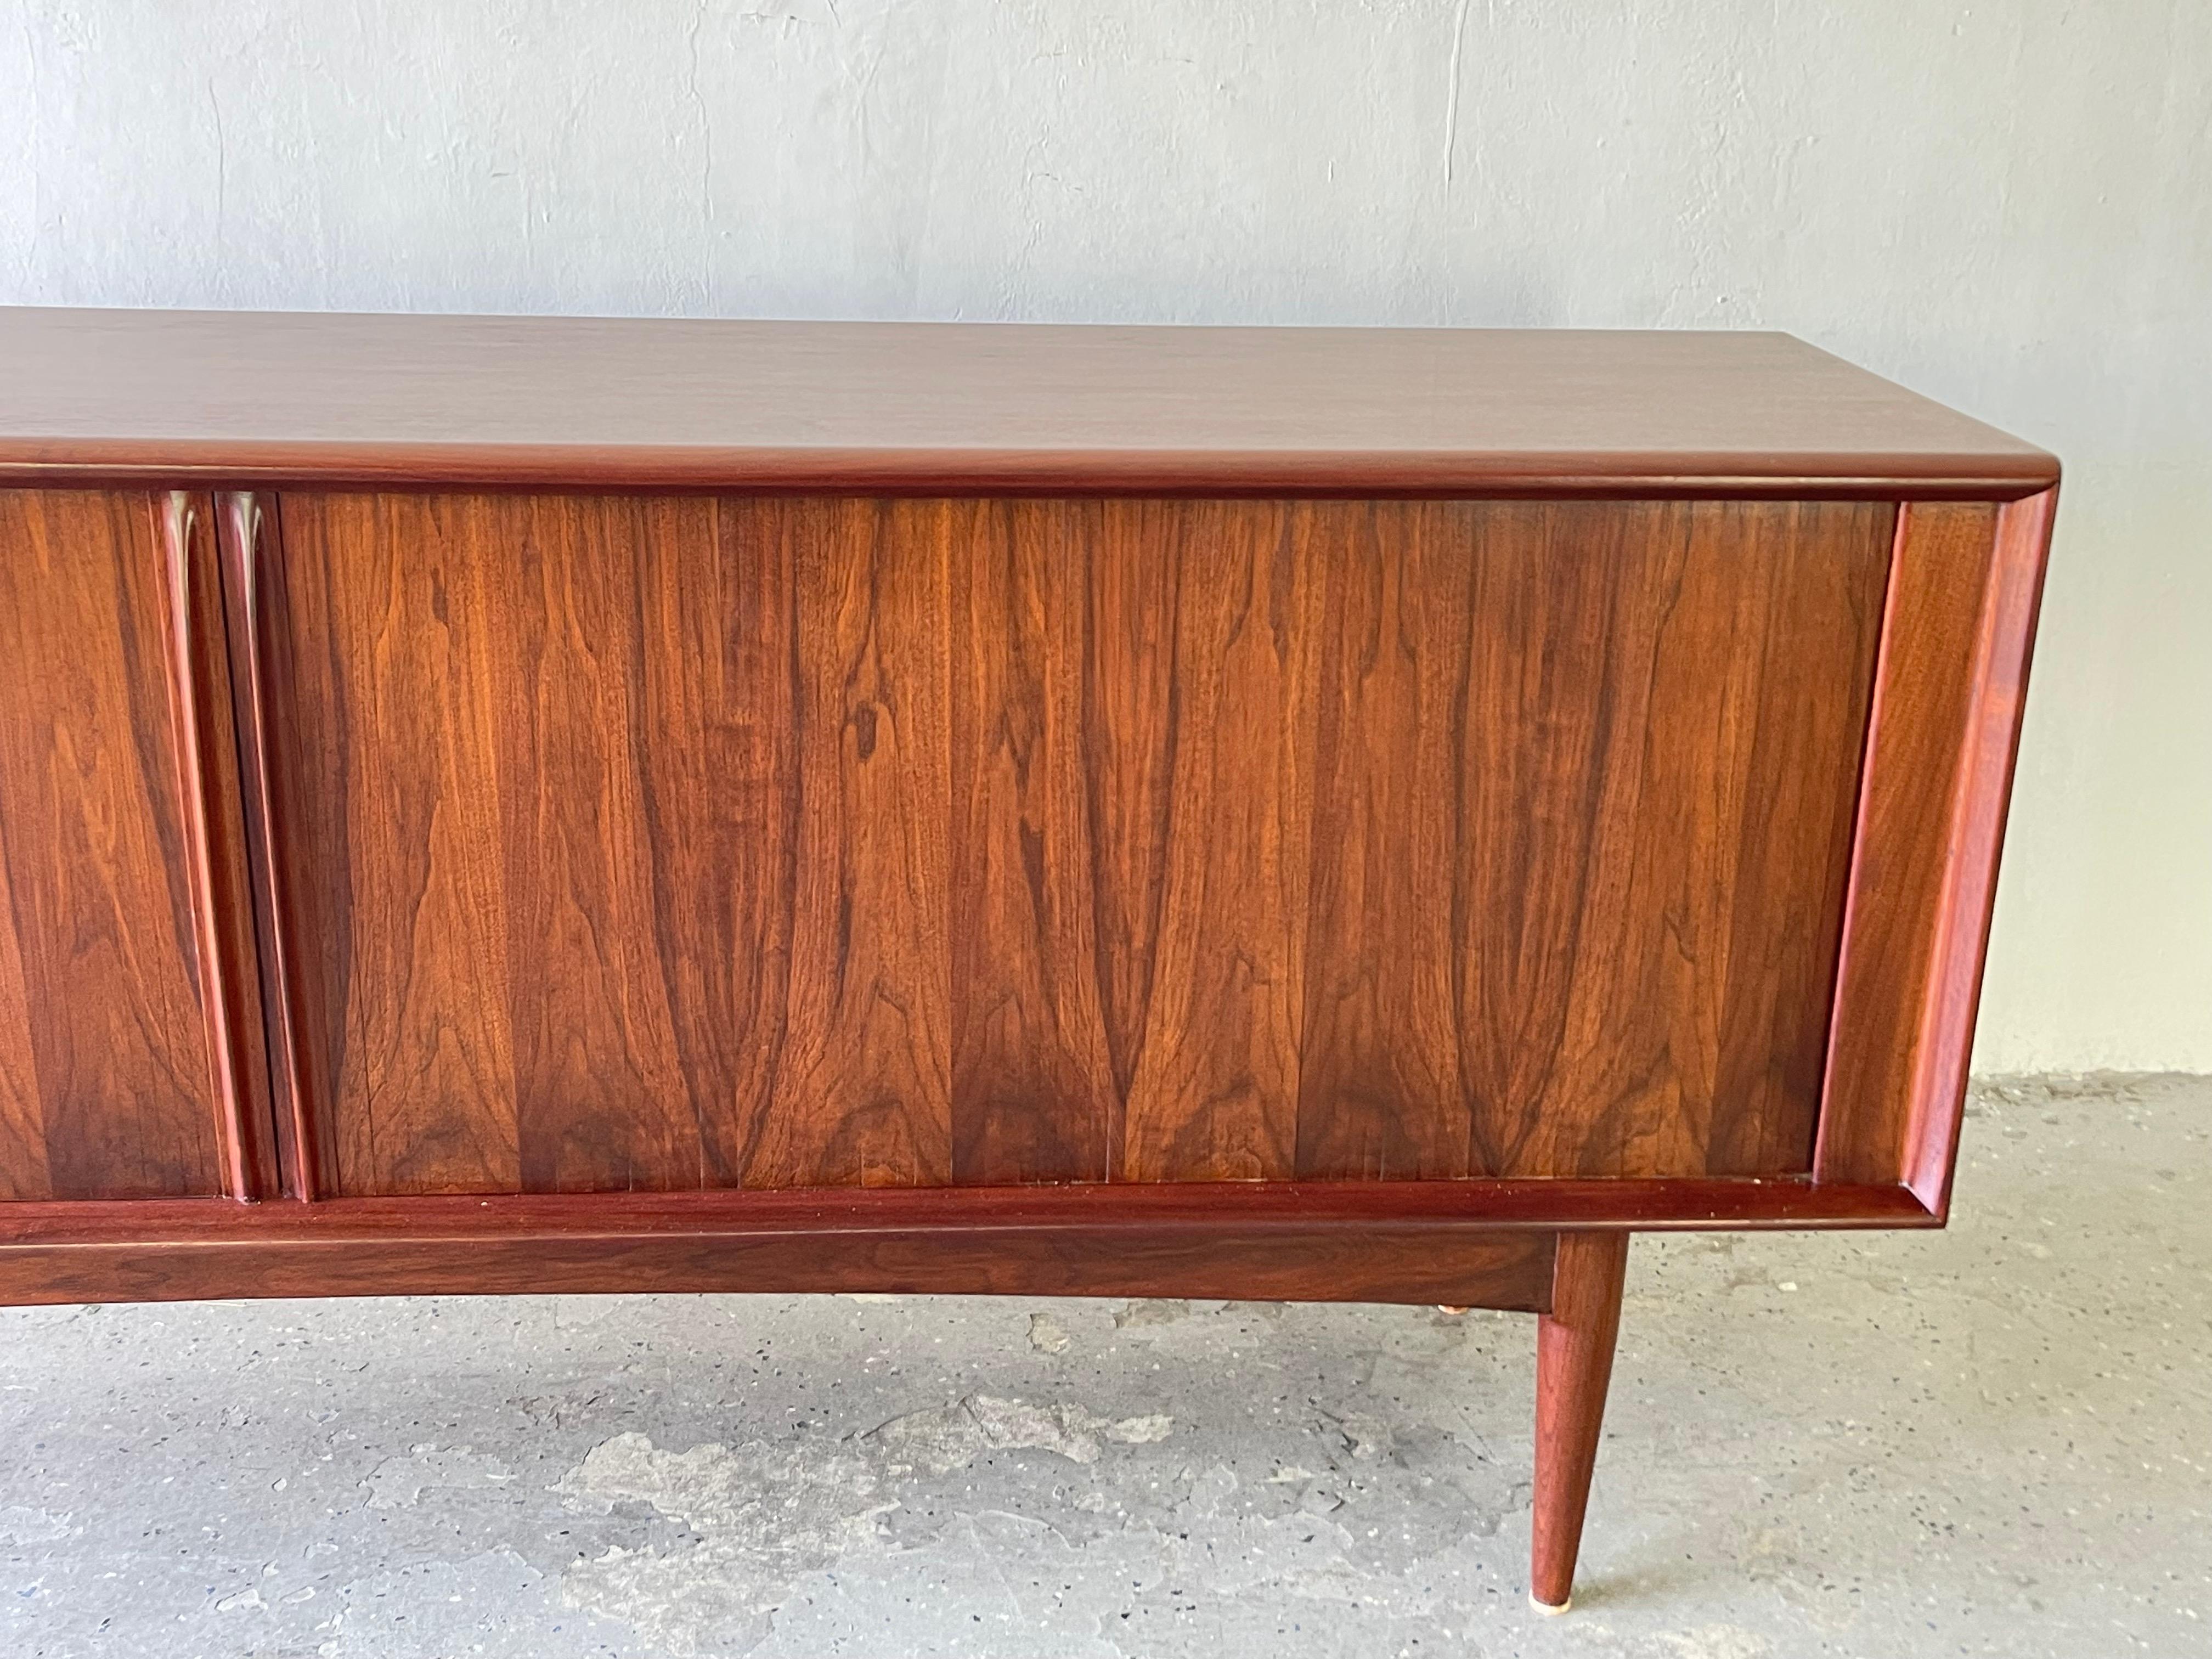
[
  {"left": 1815, "top": 494, "right": 2050, "bottom": 1205},
  {"left": 0, "top": 490, "right": 224, "bottom": 1198},
  {"left": 1814, "top": 504, "right": 1996, "bottom": 1189}
]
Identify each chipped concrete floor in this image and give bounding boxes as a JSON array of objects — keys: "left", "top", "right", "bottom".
[{"left": 3, "top": 1074, "right": 2207, "bottom": 1658}]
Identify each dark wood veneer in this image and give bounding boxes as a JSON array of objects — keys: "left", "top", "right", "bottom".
[
  {"left": 0, "top": 1178, "right": 1923, "bottom": 1308},
  {"left": 1814, "top": 489, "right": 2056, "bottom": 1210},
  {"left": 0, "top": 310, "right": 2058, "bottom": 500},
  {"left": 215, "top": 492, "right": 319, "bottom": 1199},
  {"left": 156, "top": 491, "right": 279, "bottom": 1201},
  {"left": 0, "top": 313, "right": 2058, "bottom": 1613},
  {"left": 0, "top": 491, "right": 232, "bottom": 1199},
  {"left": 0, "top": 1175, "right": 1937, "bottom": 1247},
  {"left": 236, "top": 493, "right": 1886, "bottom": 1197},
  {"left": 0, "top": 1223, "right": 1559, "bottom": 1312}
]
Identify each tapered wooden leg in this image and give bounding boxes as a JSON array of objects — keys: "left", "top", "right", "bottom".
[{"left": 1530, "top": 1229, "right": 1630, "bottom": 1613}]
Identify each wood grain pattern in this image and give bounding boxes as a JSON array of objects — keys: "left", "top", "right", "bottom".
[
  {"left": 0, "top": 311, "right": 2060, "bottom": 501},
  {"left": 1302, "top": 500, "right": 1891, "bottom": 1178},
  {"left": 1116, "top": 501, "right": 1319, "bottom": 1181},
  {"left": 955, "top": 499, "right": 1887, "bottom": 1184},
  {"left": 0, "top": 490, "right": 225, "bottom": 1198},
  {"left": 620, "top": 492, "right": 802, "bottom": 1189},
  {"left": 246, "top": 493, "right": 1886, "bottom": 1196},
  {"left": 954, "top": 499, "right": 1322, "bottom": 1184},
  {"left": 0, "top": 819, "right": 44, "bottom": 1198},
  {"left": 1297, "top": 504, "right": 1477, "bottom": 1177},
  {"left": 1815, "top": 491, "right": 2056, "bottom": 1206},
  {"left": 289, "top": 494, "right": 523, "bottom": 1194},
  {"left": 269, "top": 494, "right": 953, "bottom": 1195},
  {"left": 949, "top": 501, "right": 1119, "bottom": 1182},
  {"left": 765, "top": 499, "right": 954, "bottom": 1185}
]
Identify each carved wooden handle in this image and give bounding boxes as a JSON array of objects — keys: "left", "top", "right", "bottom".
[
  {"left": 218, "top": 491, "right": 319, "bottom": 1200},
  {"left": 159, "top": 491, "right": 261, "bottom": 1200}
]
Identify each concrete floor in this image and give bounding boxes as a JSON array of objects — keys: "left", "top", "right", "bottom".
[{"left": 2, "top": 1074, "right": 2207, "bottom": 1659}]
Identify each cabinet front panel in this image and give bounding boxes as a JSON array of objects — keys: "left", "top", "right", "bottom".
[
  {"left": 262, "top": 494, "right": 1888, "bottom": 1196},
  {"left": 1295, "top": 499, "right": 1892, "bottom": 1179},
  {"left": 0, "top": 491, "right": 225, "bottom": 1199}
]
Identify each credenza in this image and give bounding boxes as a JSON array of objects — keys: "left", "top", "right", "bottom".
[{"left": 0, "top": 308, "right": 2057, "bottom": 1611}]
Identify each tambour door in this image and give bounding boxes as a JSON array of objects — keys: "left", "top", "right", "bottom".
[
  {"left": 238, "top": 493, "right": 1893, "bottom": 1198},
  {"left": 0, "top": 490, "right": 266, "bottom": 1200}
]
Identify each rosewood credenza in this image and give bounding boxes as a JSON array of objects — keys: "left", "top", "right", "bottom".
[{"left": 0, "top": 309, "right": 2056, "bottom": 1611}]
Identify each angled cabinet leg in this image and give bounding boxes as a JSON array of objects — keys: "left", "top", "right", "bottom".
[{"left": 1531, "top": 1229, "right": 1630, "bottom": 1613}]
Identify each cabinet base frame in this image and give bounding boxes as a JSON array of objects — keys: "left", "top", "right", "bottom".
[
  {"left": 0, "top": 1184, "right": 1707, "bottom": 1612},
  {"left": 0, "top": 1173, "right": 1927, "bottom": 1305}
]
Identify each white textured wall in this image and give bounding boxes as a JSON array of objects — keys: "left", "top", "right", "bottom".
[{"left": 4, "top": 1, "right": 2207, "bottom": 1071}]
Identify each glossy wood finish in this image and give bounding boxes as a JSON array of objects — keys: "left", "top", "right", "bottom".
[
  {"left": 0, "top": 1186, "right": 1555, "bottom": 1308},
  {"left": 1898, "top": 489, "right": 2058, "bottom": 1211},
  {"left": 157, "top": 492, "right": 279, "bottom": 1200},
  {"left": 0, "top": 1229, "right": 1557, "bottom": 1309},
  {"left": 246, "top": 494, "right": 1884, "bottom": 1197},
  {"left": 1531, "top": 1230, "right": 1630, "bottom": 1612},
  {"left": 1814, "top": 489, "right": 2057, "bottom": 1210},
  {"left": 261, "top": 493, "right": 955, "bottom": 1195},
  {"left": 0, "top": 1175, "right": 1932, "bottom": 1308},
  {"left": 0, "top": 310, "right": 2059, "bottom": 500},
  {"left": 0, "top": 314, "right": 2066, "bottom": 1617},
  {"left": 0, "top": 1175, "right": 1937, "bottom": 1252},
  {"left": 216, "top": 492, "right": 318, "bottom": 1198},
  {"left": 0, "top": 1227, "right": 1559, "bottom": 1310},
  {"left": 0, "top": 1169, "right": 1938, "bottom": 1308},
  {"left": 1297, "top": 499, "right": 1887, "bottom": 1182},
  {"left": 0, "top": 490, "right": 244, "bottom": 1199}
]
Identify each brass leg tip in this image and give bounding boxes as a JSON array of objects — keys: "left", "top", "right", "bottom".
[
  {"left": 1436, "top": 1305, "right": 1471, "bottom": 1315},
  {"left": 1530, "top": 1593, "right": 1572, "bottom": 1616}
]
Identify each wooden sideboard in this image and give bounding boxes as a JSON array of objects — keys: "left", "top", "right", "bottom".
[{"left": 0, "top": 308, "right": 2056, "bottom": 1611}]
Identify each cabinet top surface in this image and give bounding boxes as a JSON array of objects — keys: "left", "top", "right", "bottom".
[{"left": 0, "top": 307, "right": 2056, "bottom": 496}]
